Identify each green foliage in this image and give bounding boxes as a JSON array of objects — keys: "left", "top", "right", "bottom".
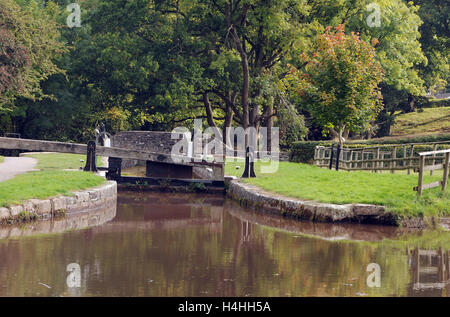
[
  {"left": 350, "top": 0, "right": 427, "bottom": 96},
  {"left": 188, "top": 182, "right": 206, "bottom": 193},
  {"left": 412, "top": 0, "right": 449, "bottom": 92},
  {"left": 283, "top": 25, "right": 384, "bottom": 142},
  {"left": 0, "top": 1, "right": 31, "bottom": 107},
  {"left": 16, "top": 210, "right": 38, "bottom": 223},
  {"left": 276, "top": 104, "right": 308, "bottom": 148},
  {"left": 1, "top": 0, "right": 447, "bottom": 145},
  {"left": 0, "top": 0, "right": 67, "bottom": 112},
  {"left": 353, "top": 133, "right": 450, "bottom": 145},
  {"left": 289, "top": 141, "right": 332, "bottom": 163}
]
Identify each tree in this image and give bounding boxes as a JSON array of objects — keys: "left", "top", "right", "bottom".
[
  {"left": 60, "top": 0, "right": 320, "bottom": 147},
  {"left": 0, "top": 0, "right": 31, "bottom": 111},
  {"left": 412, "top": 0, "right": 449, "bottom": 93},
  {"left": 0, "top": 0, "right": 67, "bottom": 134},
  {"left": 283, "top": 25, "right": 384, "bottom": 146}
]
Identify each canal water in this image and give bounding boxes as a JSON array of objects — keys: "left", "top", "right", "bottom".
[{"left": 0, "top": 191, "right": 448, "bottom": 297}]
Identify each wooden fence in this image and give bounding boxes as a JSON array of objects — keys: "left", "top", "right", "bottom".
[
  {"left": 314, "top": 141, "right": 450, "bottom": 174},
  {"left": 414, "top": 148, "right": 450, "bottom": 196}
]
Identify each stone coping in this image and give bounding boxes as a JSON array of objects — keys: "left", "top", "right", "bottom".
[
  {"left": 226, "top": 178, "right": 432, "bottom": 228},
  {"left": 0, "top": 181, "right": 117, "bottom": 224},
  {"left": 0, "top": 198, "right": 117, "bottom": 239}
]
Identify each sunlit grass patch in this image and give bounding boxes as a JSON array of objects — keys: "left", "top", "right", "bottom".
[
  {"left": 0, "top": 170, "right": 105, "bottom": 207},
  {"left": 23, "top": 153, "right": 103, "bottom": 170},
  {"left": 0, "top": 153, "right": 105, "bottom": 207},
  {"left": 225, "top": 161, "right": 449, "bottom": 217},
  {"left": 392, "top": 106, "right": 450, "bottom": 136}
]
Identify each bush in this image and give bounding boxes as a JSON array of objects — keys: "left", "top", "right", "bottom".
[
  {"left": 358, "top": 134, "right": 450, "bottom": 145},
  {"left": 290, "top": 141, "right": 332, "bottom": 163}
]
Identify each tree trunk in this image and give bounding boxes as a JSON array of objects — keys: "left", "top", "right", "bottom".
[
  {"left": 407, "top": 94, "right": 416, "bottom": 113},
  {"left": 231, "top": 28, "right": 250, "bottom": 130},
  {"left": 203, "top": 92, "right": 218, "bottom": 129},
  {"left": 223, "top": 103, "right": 234, "bottom": 151}
]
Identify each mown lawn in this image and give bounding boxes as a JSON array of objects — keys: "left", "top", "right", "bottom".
[
  {"left": 225, "top": 160, "right": 449, "bottom": 217},
  {"left": 0, "top": 171, "right": 105, "bottom": 207},
  {"left": 0, "top": 153, "right": 105, "bottom": 207},
  {"left": 391, "top": 106, "right": 450, "bottom": 136},
  {"left": 23, "top": 153, "right": 103, "bottom": 170},
  {"left": 0, "top": 156, "right": 4, "bottom": 163}
]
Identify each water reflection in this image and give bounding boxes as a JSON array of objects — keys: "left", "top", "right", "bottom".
[
  {"left": 408, "top": 248, "right": 449, "bottom": 296},
  {"left": 0, "top": 192, "right": 448, "bottom": 297},
  {"left": 0, "top": 198, "right": 116, "bottom": 239}
]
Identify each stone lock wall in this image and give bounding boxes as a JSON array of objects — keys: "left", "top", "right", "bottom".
[
  {"left": 225, "top": 179, "right": 402, "bottom": 226},
  {"left": 111, "top": 131, "right": 186, "bottom": 169}
]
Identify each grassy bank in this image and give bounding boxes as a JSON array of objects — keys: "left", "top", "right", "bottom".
[
  {"left": 392, "top": 106, "right": 450, "bottom": 136},
  {"left": 0, "top": 171, "right": 105, "bottom": 207},
  {"left": 225, "top": 160, "right": 449, "bottom": 217},
  {"left": 0, "top": 156, "right": 3, "bottom": 163},
  {"left": 23, "top": 153, "right": 102, "bottom": 170},
  {"left": 0, "top": 153, "right": 105, "bottom": 207}
]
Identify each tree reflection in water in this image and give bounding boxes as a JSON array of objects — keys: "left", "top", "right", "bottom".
[{"left": 0, "top": 191, "right": 448, "bottom": 297}]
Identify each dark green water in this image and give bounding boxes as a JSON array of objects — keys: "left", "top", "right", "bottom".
[{"left": 0, "top": 191, "right": 448, "bottom": 297}]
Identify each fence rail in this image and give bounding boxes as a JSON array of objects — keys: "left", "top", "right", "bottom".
[
  {"left": 414, "top": 149, "right": 450, "bottom": 196},
  {"left": 314, "top": 141, "right": 450, "bottom": 174}
]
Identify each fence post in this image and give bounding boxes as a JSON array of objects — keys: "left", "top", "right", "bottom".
[
  {"left": 408, "top": 144, "right": 414, "bottom": 175},
  {"left": 442, "top": 152, "right": 450, "bottom": 192},
  {"left": 329, "top": 144, "right": 334, "bottom": 170},
  {"left": 323, "top": 148, "right": 327, "bottom": 166},
  {"left": 403, "top": 145, "right": 407, "bottom": 171},
  {"left": 430, "top": 143, "right": 437, "bottom": 176},
  {"left": 391, "top": 146, "right": 397, "bottom": 174},
  {"left": 417, "top": 155, "right": 425, "bottom": 196},
  {"left": 349, "top": 150, "right": 354, "bottom": 170},
  {"left": 370, "top": 150, "right": 375, "bottom": 173},
  {"left": 336, "top": 145, "right": 341, "bottom": 171},
  {"left": 376, "top": 147, "right": 380, "bottom": 173}
]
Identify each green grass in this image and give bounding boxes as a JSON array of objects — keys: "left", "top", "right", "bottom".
[
  {"left": 225, "top": 160, "right": 449, "bottom": 217},
  {"left": 0, "top": 153, "right": 106, "bottom": 207},
  {"left": 23, "top": 153, "right": 103, "bottom": 170},
  {"left": 0, "top": 171, "right": 105, "bottom": 207},
  {"left": 392, "top": 106, "right": 450, "bottom": 136},
  {"left": 0, "top": 156, "right": 4, "bottom": 163}
]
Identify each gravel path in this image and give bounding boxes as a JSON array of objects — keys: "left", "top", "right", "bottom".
[{"left": 0, "top": 157, "right": 38, "bottom": 182}]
